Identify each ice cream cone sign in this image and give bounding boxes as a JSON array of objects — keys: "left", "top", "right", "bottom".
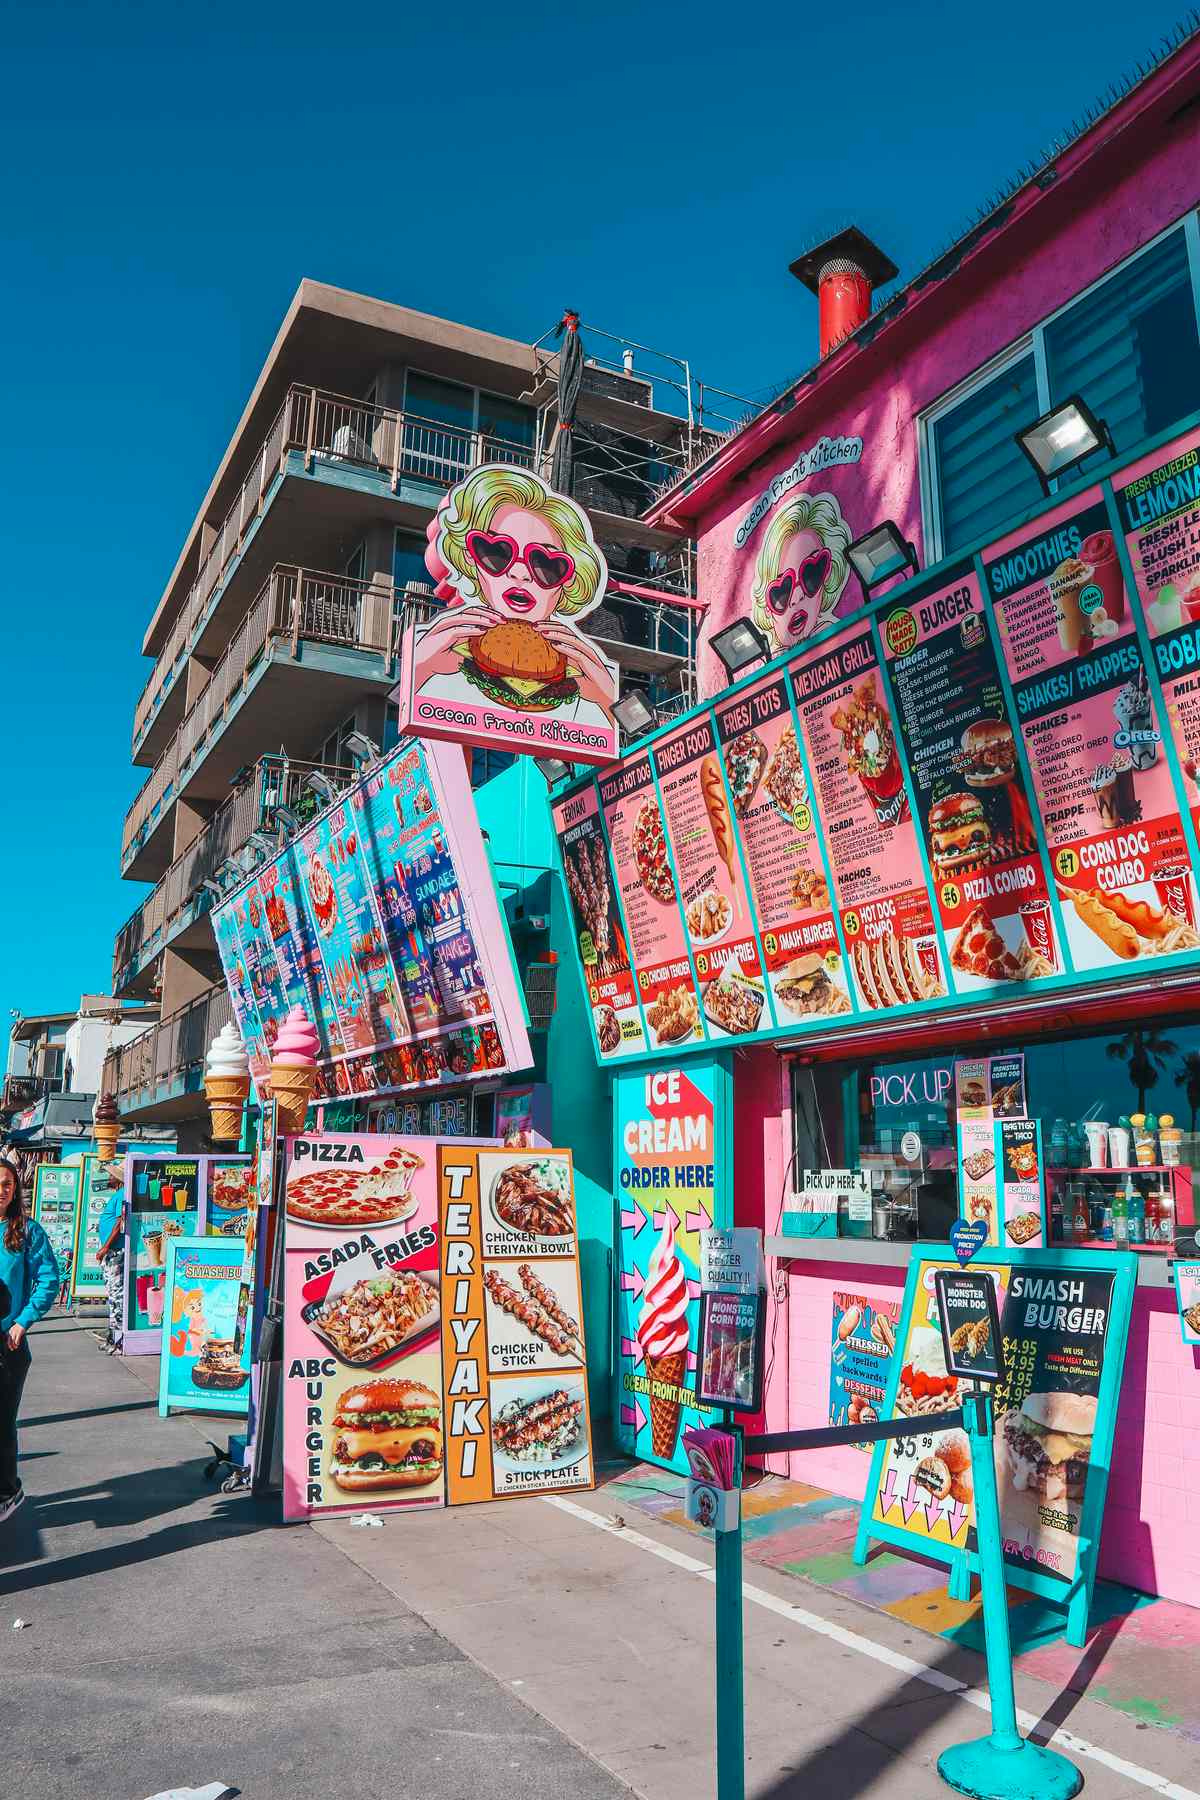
[{"left": 205, "top": 1023, "right": 250, "bottom": 1143}]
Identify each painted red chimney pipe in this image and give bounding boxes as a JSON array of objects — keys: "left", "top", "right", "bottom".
[{"left": 789, "top": 228, "right": 899, "bottom": 358}]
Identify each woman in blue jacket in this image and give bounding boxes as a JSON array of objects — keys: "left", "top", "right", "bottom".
[{"left": 0, "top": 1160, "right": 60, "bottom": 1521}]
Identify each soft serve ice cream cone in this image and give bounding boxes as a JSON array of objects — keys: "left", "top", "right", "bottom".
[
  {"left": 636, "top": 1210, "right": 691, "bottom": 1462},
  {"left": 270, "top": 1005, "right": 319, "bottom": 1133},
  {"left": 205, "top": 1023, "right": 250, "bottom": 1142},
  {"left": 92, "top": 1092, "right": 121, "bottom": 1161}
]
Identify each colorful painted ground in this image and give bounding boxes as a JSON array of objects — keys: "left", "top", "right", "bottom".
[{"left": 602, "top": 1462, "right": 1200, "bottom": 1740}]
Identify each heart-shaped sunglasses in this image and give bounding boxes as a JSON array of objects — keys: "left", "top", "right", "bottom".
[
  {"left": 766, "top": 548, "right": 833, "bottom": 612},
  {"left": 466, "top": 529, "right": 575, "bottom": 590}
]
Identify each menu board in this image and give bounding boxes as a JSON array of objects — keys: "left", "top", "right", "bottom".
[
  {"left": 651, "top": 716, "right": 769, "bottom": 1041},
  {"left": 438, "top": 1146, "right": 593, "bottom": 1502},
  {"left": 551, "top": 435, "right": 1200, "bottom": 1068},
  {"left": 552, "top": 783, "right": 645, "bottom": 1059},
  {"left": 881, "top": 568, "right": 1060, "bottom": 989},
  {"left": 858, "top": 1249, "right": 1134, "bottom": 1639},
  {"left": 32, "top": 1163, "right": 82, "bottom": 1277},
  {"left": 206, "top": 1158, "right": 255, "bottom": 1239},
  {"left": 212, "top": 738, "right": 530, "bottom": 1104},
  {"left": 158, "top": 1235, "right": 251, "bottom": 1417},
  {"left": 1115, "top": 424, "right": 1200, "bottom": 836},
  {"left": 598, "top": 754, "right": 703, "bottom": 1051},
  {"left": 71, "top": 1153, "right": 122, "bottom": 1300},
  {"left": 281, "top": 1133, "right": 447, "bottom": 1521},
  {"left": 124, "top": 1156, "right": 202, "bottom": 1344},
  {"left": 713, "top": 673, "right": 851, "bottom": 1025},
  {"left": 791, "top": 628, "right": 947, "bottom": 1011},
  {"left": 988, "top": 492, "right": 1200, "bottom": 973}
]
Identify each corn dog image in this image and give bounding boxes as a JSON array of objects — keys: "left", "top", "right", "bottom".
[
  {"left": 1097, "top": 889, "right": 1172, "bottom": 940},
  {"left": 1058, "top": 884, "right": 1140, "bottom": 959},
  {"left": 700, "top": 754, "right": 739, "bottom": 909}
]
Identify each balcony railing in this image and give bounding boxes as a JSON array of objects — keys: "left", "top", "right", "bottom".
[
  {"left": 113, "top": 753, "right": 357, "bottom": 990},
  {"left": 103, "top": 985, "right": 233, "bottom": 1109},
  {"left": 123, "top": 564, "right": 398, "bottom": 864},
  {"left": 1, "top": 1075, "right": 59, "bottom": 1114},
  {"left": 132, "top": 384, "right": 538, "bottom": 751}
]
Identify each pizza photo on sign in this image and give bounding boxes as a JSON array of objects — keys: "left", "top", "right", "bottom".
[
  {"left": 633, "top": 799, "right": 676, "bottom": 904},
  {"left": 950, "top": 905, "right": 1053, "bottom": 986},
  {"left": 286, "top": 1143, "right": 425, "bottom": 1230}
]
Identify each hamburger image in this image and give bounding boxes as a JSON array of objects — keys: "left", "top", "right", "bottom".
[
  {"left": 962, "top": 719, "right": 1018, "bottom": 787},
  {"left": 461, "top": 619, "right": 578, "bottom": 712},
  {"left": 329, "top": 1376, "right": 444, "bottom": 1492},
  {"left": 929, "top": 792, "right": 992, "bottom": 882},
  {"left": 1000, "top": 1391, "right": 1096, "bottom": 1503}
]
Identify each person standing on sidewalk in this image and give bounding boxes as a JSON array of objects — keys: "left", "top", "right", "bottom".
[
  {"left": 0, "top": 1159, "right": 60, "bottom": 1522},
  {"left": 95, "top": 1184, "right": 126, "bottom": 1353}
]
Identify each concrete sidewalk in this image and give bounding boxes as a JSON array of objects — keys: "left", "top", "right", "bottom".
[
  {"left": 14, "top": 1316, "right": 1200, "bottom": 1800},
  {"left": 1, "top": 1316, "right": 629, "bottom": 1800}
]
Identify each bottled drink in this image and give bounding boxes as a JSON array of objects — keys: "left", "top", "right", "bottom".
[
  {"left": 1073, "top": 1188, "right": 1090, "bottom": 1241},
  {"left": 1113, "top": 1180, "right": 1130, "bottom": 1249},
  {"left": 1100, "top": 1204, "right": 1114, "bottom": 1243},
  {"left": 1144, "top": 1190, "right": 1160, "bottom": 1243},
  {"left": 1129, "top": 1189, "right": 1145, "bottom": 1245},
  {"left": 1158, "top": 1185, "right": 1175, "bottom": 1246}
]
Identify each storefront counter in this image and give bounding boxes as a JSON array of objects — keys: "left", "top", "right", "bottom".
[
  {"left": 766, "top": 1234, "right": 1179, "bottom": 1286},
  {"left": 764, "top": 1242, "right": 1200, "bottom": 1608}
]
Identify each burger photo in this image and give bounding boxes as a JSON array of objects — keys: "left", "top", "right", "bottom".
[
  {"left": 999, "top": 1391, "right": 1096, "bottom": 1504},
  {"left": 961, "top": 719, "right": 1018, "bottom": 787},
  {"left": 461, "top": 619, "right": 578, "bottom": 712},
  {"left": 929, "top": 792, "right": 992, "bottom": 882},
  {"left": 329, "top": 1376, "right": 444, "bottom": 1492}
]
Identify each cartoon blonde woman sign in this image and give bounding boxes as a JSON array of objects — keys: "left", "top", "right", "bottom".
[
  {"left": 394, "top": 464, "right": 620, "bottom": 766},
  {"left": 750, "top": 491, "right": 853, "bottom": 655}
]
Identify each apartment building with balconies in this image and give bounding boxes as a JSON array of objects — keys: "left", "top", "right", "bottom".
[{"left": 108, "top": 281, "right": 740, "bottom": 1135}]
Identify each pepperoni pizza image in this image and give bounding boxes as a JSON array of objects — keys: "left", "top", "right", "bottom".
[
  {"left": 950, "top": 905, "right": 1052, "bottom": 985},
  {"left": 285, "top": 1144, "right": 425, "bottom": 1229},
  {"left": 632, "top": 799, "right": 675, "bottom": 905}
]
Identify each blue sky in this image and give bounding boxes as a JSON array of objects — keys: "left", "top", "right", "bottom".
[{"left": 1, "top": 0, "right": 1192, "bottom": 1029}]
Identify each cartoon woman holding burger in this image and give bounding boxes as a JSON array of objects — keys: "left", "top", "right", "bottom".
[
  {"left": 412, "top": 464, "right": 616, "bottom": 730},
  {"left": 750, "top": 491, "right": 853, "bottom": 654}
]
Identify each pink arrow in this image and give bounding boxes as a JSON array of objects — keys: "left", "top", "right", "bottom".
[
  {"left": 686, "top": 1198, "right": 713, "bottom": 1234},
  {"left": 946, "top": 1502, "right": 968, "bottom": 1540},
  {"left": 620, "top": 1267, "right": 645, "bottom": 1300},
  {"left": 621, "top": 1399, "right": 648, "bottom": 1433},
  {"left": 899, "top": 1477, "right": 925, "bottom": 1526},
  {"left": 880, "top": 1468, "right": 899, "bottom": 1516},
  {"left": 687, "top": 1349, "right": 698, "bottom": 1374},
  {"left": 621, "top": 1336, "right": 644, "bottom": 1367},
  {"left": 652, "top": 1199, "right": 681, "bottom": 1234},
  {"left": 924, "top": 1499, "right": 945, "bottom": 1533},
  {"left": 687, "top": 1278, "right": 703, "bottom": 1301},
  {"left": 620, "top": 1206, "right": 647, "bottom": 1239}
]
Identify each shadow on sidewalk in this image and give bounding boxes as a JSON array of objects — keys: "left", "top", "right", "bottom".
[
  {"left": 22, "top": 1399, "right": 158, "bottom": 1430},
  {"left": 0, "top": 1457, "right": 278, "bottom": 1587},
  {"left": 753, "top": 1606, "right": 1135, "bottom": 1799}
]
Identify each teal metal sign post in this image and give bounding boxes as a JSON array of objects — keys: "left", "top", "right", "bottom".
[
  {"left": 714, "top": 1427, "right": 745, "bottom": 1800},
  {"left": 938, "top": 1387, "right": 1081, "bottom": 1800}
]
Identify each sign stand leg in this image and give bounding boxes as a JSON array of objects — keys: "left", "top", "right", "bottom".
[
  {"left": 938, "top": 1390, "right": 1081, "bottom": 1800},
  {"left": 715, "top": 1429, "right": 745, "bottom": 1800}
]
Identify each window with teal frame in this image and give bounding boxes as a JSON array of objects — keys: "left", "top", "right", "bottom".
[{"left": 925, "top": 219, "right": 1200, "bottom": 558}]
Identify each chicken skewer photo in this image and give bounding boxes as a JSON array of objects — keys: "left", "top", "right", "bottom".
[
  {"left": 484, "top": 1269, "right": 578, "bottom": 1357},
  {"left": 518, "top": 1264, "right": 583, "bottom": 1349}
]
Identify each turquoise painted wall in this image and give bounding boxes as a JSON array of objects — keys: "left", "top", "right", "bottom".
[{"left": 477, "top": 760, "right": 613, "bottom": 1425}]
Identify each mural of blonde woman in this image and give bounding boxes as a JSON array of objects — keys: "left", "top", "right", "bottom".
[
  {"left": 411, "top": 464, "right": 617, "bottom": 734},
  {"left": 750, "top": 492, "right": 853, "bottom": 653}
]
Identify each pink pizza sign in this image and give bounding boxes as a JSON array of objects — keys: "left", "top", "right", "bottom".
[{"left": 392, "top": 462, "right": 619, "bottom": 766}]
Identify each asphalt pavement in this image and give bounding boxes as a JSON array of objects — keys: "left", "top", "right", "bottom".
[{"left": 0, "top": 1315, "right": 628, "bottom": 1800}]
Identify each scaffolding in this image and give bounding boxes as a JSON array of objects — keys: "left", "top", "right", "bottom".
[{"left": 524, "top": 319, "right": 755, "bottom": 600}]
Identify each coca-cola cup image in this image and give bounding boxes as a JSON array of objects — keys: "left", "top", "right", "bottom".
[
  {"left": 1153, "top": 866, "right": 1196, "bottom": 928},
  {"left": 1018, "top": 899, "right": 1054, "bottom": 962}
]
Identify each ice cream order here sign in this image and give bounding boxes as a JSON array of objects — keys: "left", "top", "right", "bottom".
[{"left": 613, "top": 1058, "right": 731, "bottom": 1475}]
